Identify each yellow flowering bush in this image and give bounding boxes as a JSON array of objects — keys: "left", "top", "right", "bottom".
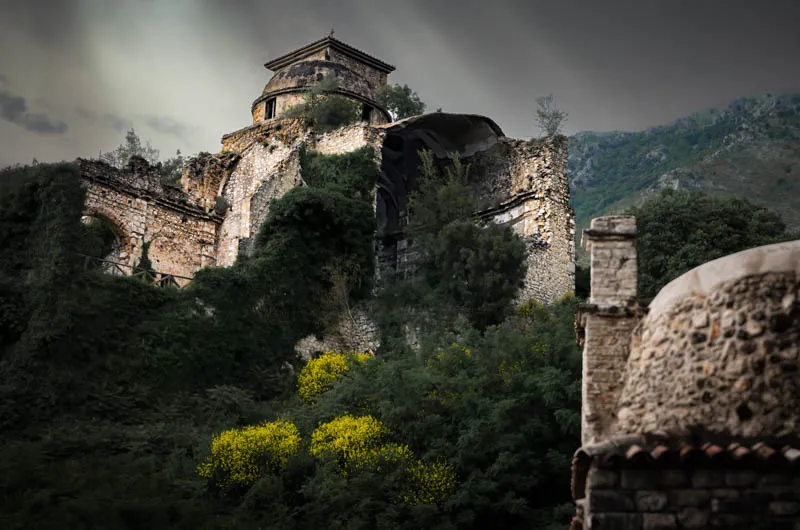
[
  {"left": 309, "top": 414, "right": 386, "bottom": 466},
  {"left": 309, "top": 414, "right": 458, "bottom": 504},
  {"left": 197, "top": 419, "right": 301, "bottom": 491},
  {"left": 359, "top": 442, "right": 415, "bottom": 473},
  {"left": 297, "top": 350, "right": 372, "bottom": 402},
  {"left": 404, "top": 460, "right": 457, "bottom": 505}
]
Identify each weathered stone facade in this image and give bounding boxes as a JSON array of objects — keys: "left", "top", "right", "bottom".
[
  {"left": 80, "top": 156, "right": 220, "bottom": 286},
  {"left": 572, "top": 215, "right": 800, "bottom": 529},
  {"left": 576, "top": 216, "right": 642, "bottom": 446},
  {"left": 252, "top": 36, "right": 394, "bottom": 126},
  {"left": 78, "top": 37, "right": 576, "bottom": 353}
]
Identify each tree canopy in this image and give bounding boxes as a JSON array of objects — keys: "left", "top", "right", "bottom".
[
  {"left": 627, "top": 188, "right": 797, "bottom": 298},
  {"left": 376, "top": 83, "right": 427, "bottom": 121},
  {"left": 101, "top": 128, "right": 185, "bottom": 186}
]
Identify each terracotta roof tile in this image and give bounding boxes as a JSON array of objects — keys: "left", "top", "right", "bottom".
[{"left": 571, "top": 432, "right": 800, "bottom": 500}]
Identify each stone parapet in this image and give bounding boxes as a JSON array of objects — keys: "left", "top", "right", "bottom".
[
  {"left": 579, "top": 215, "right": 639, "bottom": 446},
  {"left": 582, "top": 215, "right": 637, "bottom": 308}
]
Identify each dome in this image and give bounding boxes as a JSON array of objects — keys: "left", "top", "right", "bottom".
[
  {"left": 261, "top": 60, "right": 378, "bottom": 105},
  {"left": 616, "top": 239, "right": 800, "bottom": 438}
]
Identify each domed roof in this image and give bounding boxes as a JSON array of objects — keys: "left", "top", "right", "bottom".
[
  {"left": 261, "top": 60, "right": 376, "bottom": 103},
  {"left": 616, "top": 239, "right": 800, "bottom": 439}
]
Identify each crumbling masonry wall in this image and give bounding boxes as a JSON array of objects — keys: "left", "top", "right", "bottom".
[
  {"left": 472, "top": 135, "right": 575, "bottom": 303},
  {"left": 577, "top": 456, "right": 800, "bottom": 530},
  {"left": 80, "top": 157, "right": 220, "bottom": 285},
  {"left": 209, "top": 120, "right": 386, "bottom": 266}
]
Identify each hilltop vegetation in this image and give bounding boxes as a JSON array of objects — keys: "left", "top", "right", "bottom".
[
  {"left": 569, "top": 92, "right": 800, "bottom": 237},
  {"left": 1, "top": 95, "right": 798, "bottom": 528},
  {"left": 0, "top": 148, "right": 581, "bottom": 529}
]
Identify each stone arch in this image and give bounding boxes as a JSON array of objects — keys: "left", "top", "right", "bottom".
[{"left": 81, "top": 204, "right": 138, "bottom": 273}]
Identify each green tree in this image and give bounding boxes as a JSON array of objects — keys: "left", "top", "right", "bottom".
[
  {"left": 627, "top": 189, "right": 796, "bottom": 297},
  {"left": 535, "top": 94, "right": 568, "bottom": 137},
  {"left": 397, "top": 149, "right": 527, "bottom": 332},
  {"left": 101, "top": 128, "right": 160, "bottom": 167},
  {"left": 277, "top": 297, "right": 582, "bottom": 529},
  {"left": 101, "top": 129, "right": 186, "bottom": 187},
  {"left": 376, "top": 83, "right": 427, "bottom": 121}
]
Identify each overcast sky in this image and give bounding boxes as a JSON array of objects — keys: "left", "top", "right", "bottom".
[{"left": 1, "top": 0, "right": 799, "bottom": 167}]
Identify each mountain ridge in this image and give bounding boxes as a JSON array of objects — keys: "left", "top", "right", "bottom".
[{"left": 568, "top": 92, "right": 800, "bottom": 237}]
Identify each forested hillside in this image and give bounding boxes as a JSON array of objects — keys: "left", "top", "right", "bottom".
[
  {"left": 569, "top": 92, "right": 800, "bottom": 234},
  {"left": 1, "top": 113, "right": 798, "bottom": 528}
]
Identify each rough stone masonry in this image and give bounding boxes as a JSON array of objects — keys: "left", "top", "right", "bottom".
[
  {"left": 77, "top": 36, "right": 576, "bottom": 355},
  {"left": 572, "top": 216, "right": 800, "bottom": 530},
  {"left": 78, "top": 36, "right": 575, "bottom": 307}
]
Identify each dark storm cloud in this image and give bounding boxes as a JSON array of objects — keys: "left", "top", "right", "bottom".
[
  {"left": 76, "top": 106, "right": 133, "bottom": 133},
  {"left": 142, "top": 115, "right": 190, "bottom": 140},
  {"left": 0, "top": 0, "right": 84, "bottom": 49},
  {"left": 198, "top": 0, "right": 800, "bottom": 137},
  {"left": 0, "top": 88, "right": 68, "bottom": 134},
  {"left": 1, "top": 0, "right": 799, "bottom": 166}
]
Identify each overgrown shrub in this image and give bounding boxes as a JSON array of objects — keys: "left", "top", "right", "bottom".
[
  {"left": 197, "top": 420, "right": 301, "bottom": 492},
  {"left": 280, "top": 75, "right": 360, "bottom": 133},
  {"left": 296, "top": 351, "right": 371, "bottom": 403}
]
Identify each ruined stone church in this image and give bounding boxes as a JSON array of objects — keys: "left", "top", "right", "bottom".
[{"left": 79, "top": 35, "right": 575, "bottom": 306}]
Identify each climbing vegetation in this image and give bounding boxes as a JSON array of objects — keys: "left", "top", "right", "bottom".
[{"left": 281, "top": 75, "right": 361, "bottom": 133}]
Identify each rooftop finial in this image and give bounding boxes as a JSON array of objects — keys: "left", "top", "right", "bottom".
[{"left": 329, "top": 28, "right": 335, "bottom": 38}]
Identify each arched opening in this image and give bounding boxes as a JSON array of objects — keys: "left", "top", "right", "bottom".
[
  {"left": 79, "top": 213, "right": 125, "bottom": 276},
  {"left": 376, "top": 113, "right": 504, "bottom": 277}
]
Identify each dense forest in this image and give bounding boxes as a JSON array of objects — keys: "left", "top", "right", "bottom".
[{"left": 0, "top": 133, "right": 797, "bottom": 528}]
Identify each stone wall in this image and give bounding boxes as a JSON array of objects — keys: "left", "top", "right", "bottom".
[
  {"left": 471, "top": 135, "right": 575, "bottom": 303},
  {"left": 328, "top": 48, "right": 386, "bottom": 89},
  {"left": 252, "top": 100, "right": 266, "bottom": 123},
  {"left": 221, "top": 118, "right": 308, "bottom": 154},
  {"left": 216, "top": 141, "right": 303, "bottom": 266},
  {"left": 81, "top": 157, "right": 220, "bottom": 285},
  {"left": 577, "top": 216, "right": 640, "bottom": 446},
  {"left": 294, "top": 306, "right": 380, "bottom": 360},
  {"left": 579, "top": 460, "right": 800, "bottom": 530},
  {"left": 180, "top": 151, "right": 240, "bottom": 212},
  {"left": 216, "top": 122, "right": 386, "bottom": 266},
  {"left": 617, "top": 269, "right": 800, "bottom": 438}
]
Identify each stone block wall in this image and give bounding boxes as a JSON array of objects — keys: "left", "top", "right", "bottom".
[
  {"left": 617, "top": 269, "right": 800, "bottom": 438},
  {"left": 578, "top": 216, "right": 639, "bottom": 446},
  {"left": 328, "top": 48, "right": 386, "bottom": 89},
  {"left": 180, "top": 151, "right": 240, "bottom": 212},
  {"left": 580, "top": 462, "right": 800, "bottom": 529},
  {"left": 81, "top": 158, "right": 220, "bottom": 285},
  {"left": 216, "top": 122, "right": 385, "bottom": 266},
  {"left": 216, "top": 141, "right": 302, "bottom": 266}
]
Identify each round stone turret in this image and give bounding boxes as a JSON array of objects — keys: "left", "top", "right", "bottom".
[
  {"left": 616, "top": 239, "right": 800, "bottom": 438},
  {"left": 250, "top": 36, "right": 394, "bottom": 126}
]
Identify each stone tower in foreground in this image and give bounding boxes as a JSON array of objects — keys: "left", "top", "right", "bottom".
[
  {"left": 78, "top": 36, "right": 576, "bottom": 343},
  {"left": 572, "top": 217, "right": 800, "bottom": 529}
]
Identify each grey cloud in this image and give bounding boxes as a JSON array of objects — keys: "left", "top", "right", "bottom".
[
  {"left": 0, "top": 89, "right": 67, "bottom": 134},
  {"left": 0, "top": 0, "right": 83, "bottom": 49},
  {"left": 76, "top": 106, "right": 133, "bottom": 133},
  {"left": 142, "top": 115, "right": 190, "bottom": 139}
]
